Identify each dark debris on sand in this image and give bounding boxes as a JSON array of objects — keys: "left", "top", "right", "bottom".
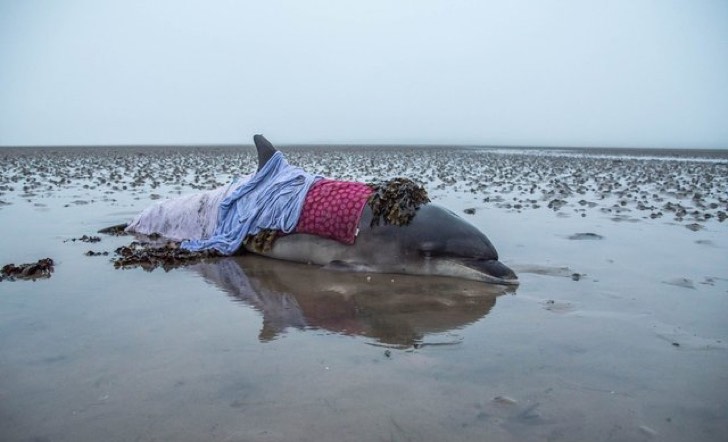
[
  {"left": 98, "top": 223, "right": 129, "bottom": 236},
  {"left": 2, "top": 146, "right": 725, "bottom": 237},
  {"left": 85, "top": 250, "right": 109, "bottom": 256},
  {"left": 1, "top": 258, "right": 54, "bottom": 281},
  {"left": 113, "top": 241, "right": 221, "bottom": 271},
  {"left": 64, "top": 234, "right": 101, "bottom": 243},
  {"left": 568, "top": 233, "right": 604, "bottom": 240}
]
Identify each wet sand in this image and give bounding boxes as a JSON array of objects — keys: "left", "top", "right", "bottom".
[{"left": 1, "top": 145, "right": 727, "bottom": 441}]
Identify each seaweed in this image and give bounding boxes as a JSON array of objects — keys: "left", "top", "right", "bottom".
[
  {"left": 1, "top": 258, "right": 54, "bottom": 281},
  {"left": 98, "top": 223, "right": 130, "bottom": 236},
  {"left": 243, "top": 229, "right": 280, "bottom": 253},
  {"left": 367, "top": 178, "right": 430, "bottom": 227},
  {"left": 113, "top": 241, "right": 220, "bottom": 271}
]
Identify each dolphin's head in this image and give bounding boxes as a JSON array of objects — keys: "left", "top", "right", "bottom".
[
  {"left": 400, "top": 205, "right": 519, "bottom": 285},
  {"left": 435, "top": 256, "right": 519, "bottom": 285}
]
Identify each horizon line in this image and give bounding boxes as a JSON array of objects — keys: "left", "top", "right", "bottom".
[{"left": 1, "top": 142, "right": 727, "bottom": 151}]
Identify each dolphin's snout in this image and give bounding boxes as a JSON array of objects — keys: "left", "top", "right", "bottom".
[
  {"left": 468, "top": 259, "right": 518, "bottom": 284},
  {"left": 484, "top": 260, "right": 516, "bottom": 279}
]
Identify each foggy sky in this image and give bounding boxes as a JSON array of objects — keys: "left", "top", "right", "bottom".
[{"left": 1, "top": 0, "right": 727, "bottom": 148}]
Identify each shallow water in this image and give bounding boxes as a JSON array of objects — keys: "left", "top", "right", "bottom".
[{"left": 1, "top": 146, "right": 727, "bottom": 441}]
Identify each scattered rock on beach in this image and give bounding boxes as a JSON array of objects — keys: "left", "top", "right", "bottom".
[
  {"left": 2, "top": 145, "right": 727, "bottom": 233},
  {"left": 567, "top": 233, "right": 604, "bottom": 240},
  {"left": 662, "top": 277, "right": 696, "bottom": 289},
  {"left": 493, "top": 395, "right": 518, "bottom": 406},
  {"left": 577, "top": 199, "right": 598, "bottom": 208},
  {"left": 85, "top": 250, "right": 109, "bottom": 256},
  {"left": 542, "top": 299, "right": 575, "bottom": 313},
  {"left": 547, "top": 199, "right": 567, "bottom": 211},
  {"left": 694, "top": 239, "right": 714, "bottom": 246},
  {"left": 685, "top": 223, "right": 703, "bottom": 232}
]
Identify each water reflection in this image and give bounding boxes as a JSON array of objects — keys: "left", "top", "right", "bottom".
[{"left": 188, "top": 256, "right": 515, "bottom": 347}]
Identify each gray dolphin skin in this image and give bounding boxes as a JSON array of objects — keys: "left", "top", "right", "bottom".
[
  {"left": 249, "top": 135, "right": 518, "bottom": 285},
  {"left": 253, "top": 134, "right": 277, "bottom": 172}
]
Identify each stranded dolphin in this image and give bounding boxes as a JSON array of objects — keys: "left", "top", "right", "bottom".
[
  {"left": 242, "top": 136, "right": 517, "bottom": 285},
  {"left": 115, "top": 135, "right": 518, "bottom": 285},
  {"left": 253, "top": 204, "right": 517, "bottom": 285}
]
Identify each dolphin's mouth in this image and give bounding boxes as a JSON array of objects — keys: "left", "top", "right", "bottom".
[{"left": 463, "top": 258, "right": 519, "bottom": 285}]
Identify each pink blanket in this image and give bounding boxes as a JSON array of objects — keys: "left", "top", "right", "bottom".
[{"left": 295, "top": 179, "right": 373, "bottom": 244}]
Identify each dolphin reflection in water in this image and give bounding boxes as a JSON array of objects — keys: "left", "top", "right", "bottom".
[{"left": 188, "top": 255, "right": 515, "bottom": 348}]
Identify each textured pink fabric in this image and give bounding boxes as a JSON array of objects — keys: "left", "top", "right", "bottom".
[{"left": 295, "top": 179, "right": 373, "bottom": 244}]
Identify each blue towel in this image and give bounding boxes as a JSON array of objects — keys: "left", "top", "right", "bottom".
[{"left": 182, "top": 151, "right": 321, "bottom": 255}]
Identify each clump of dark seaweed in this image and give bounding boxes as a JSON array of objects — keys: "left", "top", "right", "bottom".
[
  {"left": 113, "top": 241, "right": 220, "bottom": 271},
  {"left": 85, "top": 250, "right": 109, "bottom": 256},
  {"left": 1, "top": 258, "right": 54, "bottom": 281},
  {"left": 367, "top": 178, "right": 430, "bottom": 227},
  {"left": 244, "top": 229, "right": 280, "bottom": 253},
  {"left": 64, "top": 234, "right": 101, "bottom": 243},
  {"left": 98, "top": 223, "right": 129, "bottom": 236}
]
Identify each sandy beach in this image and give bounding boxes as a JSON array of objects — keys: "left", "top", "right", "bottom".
[{"left": 1, "top": 145, "right": 727, "bottom": 441}]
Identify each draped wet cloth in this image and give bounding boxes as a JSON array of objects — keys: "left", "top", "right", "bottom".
[
  {"left": 124, "top": 177, "right": 251, "bottom": 242},
  {"left": 181, "top": 151, "right": 322, "bottom": 255}
]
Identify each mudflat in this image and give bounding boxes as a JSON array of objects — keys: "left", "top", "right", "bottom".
[{"left": 1, "top": 145, "right": 727, "bottom": 442}]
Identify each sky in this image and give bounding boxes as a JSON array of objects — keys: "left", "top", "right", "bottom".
[{"left": 1, "top": 0, "right": 727, "bottom": 148}]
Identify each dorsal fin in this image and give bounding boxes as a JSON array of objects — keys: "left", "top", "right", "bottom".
[{"left": 253, "top": 134, "right": 278, "bottom": 171}]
